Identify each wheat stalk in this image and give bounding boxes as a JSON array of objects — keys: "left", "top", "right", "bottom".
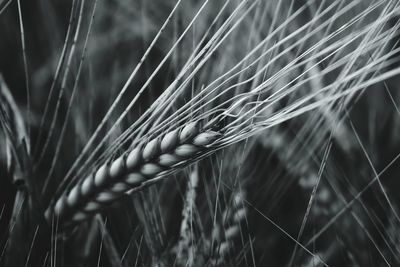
[{"left": 45, "top": 121, "right": 220, "bottom": 228}]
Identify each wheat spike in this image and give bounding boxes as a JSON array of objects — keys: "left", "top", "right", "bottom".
[
  {"left": 45, "top": 121, "right": 220, "bottom": 228},
  {"left": 175, "top": 168, "right": 199, "bottom": 266},
  {"left": 211, "top": 190, "right": 247, "bottom": 266}
]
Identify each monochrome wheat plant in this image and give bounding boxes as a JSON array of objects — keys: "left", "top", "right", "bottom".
[
  {"left": 46, "top": 0, "right": 400, "bottom": 230},
  {"left": 2, "top": 0, "right": 400, "bottom": 266}
]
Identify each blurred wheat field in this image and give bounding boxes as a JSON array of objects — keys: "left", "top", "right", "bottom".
[{"left": 1, "top": 0, "right": 400, "bottom": 266}]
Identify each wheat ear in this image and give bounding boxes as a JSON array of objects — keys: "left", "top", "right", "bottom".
[
  {"left": 211, "top": 190, "right": 247, "bottom": 266},
  {"left": 175, "top": 168, "right": 199, "bottom": 266},
  {"left": 45, "top": 121, "right": 220, "bottom": 228}
]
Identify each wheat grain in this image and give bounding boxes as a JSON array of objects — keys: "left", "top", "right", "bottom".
[{"left": 45, "top": 121, "right": 220, "bottom": 228}]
